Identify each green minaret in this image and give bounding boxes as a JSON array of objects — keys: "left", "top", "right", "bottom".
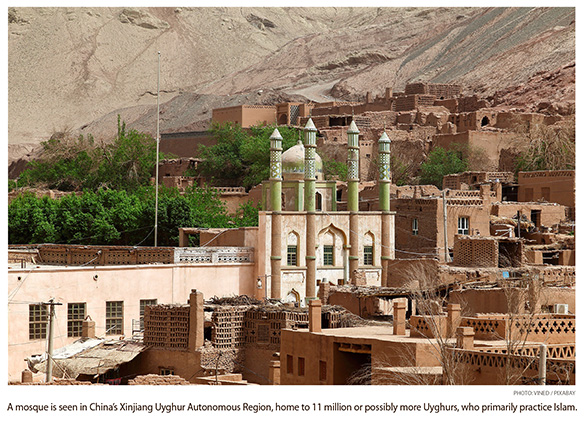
[
  {"left": 270, "top": 128, "right": 283, "bottom": 299},
  {"left": 378, "top": 131, "right": 392, "bottom": 286},
  {"left": 304, "top": 118, "right": 317, "bottom": 301},
  {"left": 378, "top": 131, "right": 391, "bottom": 211},
  {"left": 347, "top": 120, "right": 360, "bottom": 278}
]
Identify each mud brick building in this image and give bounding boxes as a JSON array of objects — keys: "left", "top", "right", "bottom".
[
  {"left": 392, "top": 186, "right": 496, "bottom": 261},
  {"left": 212, "top": 104, "right": 278, "bottom": 128},
  {"left": 404, "top": 82, "right": 462, "bottom": 99},
  {"left": 212, "top": 103, "right": 314, "bottom": 128},
  {"left": 433, "top": 131, "right": 518, "bottom": 171},
  {"left": 280, "top": 298, "right": 575, "bottom": 385},
  {"left": 452, "top": 236, "right": 524, "bottom": 268},
  {"left": 140, "top": 291, "right": 351, "bottom": 384},
  {"left": 443, "top": 171, "right": 514, "bottom": 190},
  {"left": 517, "top": 170, "right": 575, "bottom": 216}
]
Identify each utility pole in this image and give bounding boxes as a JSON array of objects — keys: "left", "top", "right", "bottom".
[
  {"left": 443, "top": 189, "right": 449, "bottom": 262},
  {"left": 538, "top": 343, "right": 547, "bottom": 385},
  {"left": 43, "top": 298, "right": 62, "bottom": 383},
  {"left": 154, "top": 51, "right": 161, "bottom": 247},
  {"left": 516, "top": 210, "right": 521, "bottom": 239}
]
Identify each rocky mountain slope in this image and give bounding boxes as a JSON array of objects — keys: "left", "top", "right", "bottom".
[{"left": 8, "top": 7, "right": 575, "bottom": 165}]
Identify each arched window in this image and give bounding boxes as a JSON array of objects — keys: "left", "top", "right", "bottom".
[
  {"left": 286, "top": 231, "right": 299, "bottom": 266},
  {"left": 363, "top": 232, "right": 374, "bottom": 266},
  {"left": 318, "top": 225, "right": 347, "bottom": 268},
  {"left": 316, "top": 191, "right": 323, "bottom": 211},
  {"left": 322, "top": 231, "right": 334, "bottom": 266}
]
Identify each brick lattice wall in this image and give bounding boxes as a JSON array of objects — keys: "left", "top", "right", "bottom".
[
  {"left": 453, "top": 237, "right": 498, "bottom": 267},
  {"left": 143, "top": 305, "right": 190, "bottom": 350}
]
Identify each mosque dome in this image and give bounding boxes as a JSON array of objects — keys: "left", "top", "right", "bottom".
[{"left": 281, "top": 140, "right": 324, "bottom": 181}]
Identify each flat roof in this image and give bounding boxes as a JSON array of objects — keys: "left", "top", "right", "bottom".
[{"left": 286, "top": 326, "right": 546, "bottom": 348}]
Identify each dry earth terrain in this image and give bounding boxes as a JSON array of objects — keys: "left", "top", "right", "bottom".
[{"left": 8, "top": 7, "right": 575, "bottom": 166}]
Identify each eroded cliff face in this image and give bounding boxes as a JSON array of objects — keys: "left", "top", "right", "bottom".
[{"left": 8, "top": 7, "right": 574, "bottom": 160}]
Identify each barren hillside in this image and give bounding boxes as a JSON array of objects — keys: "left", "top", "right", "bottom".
[{"left": 8, "top": 7, "right": 575, "bottom": 163}]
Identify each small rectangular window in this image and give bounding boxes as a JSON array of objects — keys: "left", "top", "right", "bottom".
[
  {"left": 287, "top": 355, "right": 294, "bottom": 374},
  {"left": 67, "top": 303, "right": 86, "bottom": 337},
  {"left": 363, "top": 246, "right": 373, "bottom": 266},
  {"left": 323, "top": 245, "right": 334, "bottom": 266},
  {"left": 106, "top": 301, "right": 124, "bottom": 335},
  {"left": 160, "top": 368, "right": 175, "bottom": 376},
  {"left": 319, "top": 360, "right": 327, "bottom": 382},
  {"left": 412, "top": 218, "right": 419, "bottom": 236},
  {"left": 287, "top": 245, "right": 297, "bottom": 266},
  {"left": 298, "top": 357, "right": 305, "bottom": 376},
  {"left": 29, "top": 304, "right": 47, "bottom": 340},
  {"left": 458, "top": 217, "right": 469, "bottom": 235}
]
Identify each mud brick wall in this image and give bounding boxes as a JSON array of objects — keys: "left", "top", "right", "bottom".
[
  {"left": 143, "top": 305, "right": 190, "bottom": 350},
  {"left": 245, "top": 309, "right": 310, "bottom": 347},
  {"left": 299, "top": 115, "right": 329, "bottom": 129},
  {"left": 405, "top": 82, "right": 461, "bottom": 99},
  {"left": 453, "top": 237, "right": 498, "bottom": 268},
  {"left": 211, "top": 306, "right": 247, "bottom": 349},
  {"left": 199, "top": 346, "right": 245, "bottom": 373},
  {"left": 362, "top": 111, "right": 398, "bottom": 127},
  {"left": 392, "top": 198, "right": 441, "bottom": 259},
  {"left": 533, "top": 266, "right": 576, "bottom": 286},
  {"left": 158, "top": 158, "right": 195, "bottom": 178},
  {"left": 395, "top": 95, "right": 436, "bottom": 112}
]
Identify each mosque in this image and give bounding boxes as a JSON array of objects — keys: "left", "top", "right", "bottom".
[{"left": 256, "top": 118, "right": 395, "bottom": 303}]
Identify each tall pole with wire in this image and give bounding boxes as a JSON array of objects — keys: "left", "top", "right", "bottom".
[
  {"left": 43, "top": 298, "right": 62, "bottom": 383},
  {"left": 154, "top": 51, "right": 160, "bottom": 247}
]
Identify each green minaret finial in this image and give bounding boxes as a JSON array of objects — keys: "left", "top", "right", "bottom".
[
  {"left": 347, "top": 120, "right": 360, "bottom": 212},
  {"left": 304, "top": 118, "right": 317, "bottom": 211},
  {"left": 270, "top": 128, "right": 283, "bottom": 211}
]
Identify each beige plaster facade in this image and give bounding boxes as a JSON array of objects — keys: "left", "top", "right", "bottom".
[
  {"left": 7, "top": 262, "right": 256, "bottom": 382},
  {"left": 257, "top": 210, "right": 395, "bottom": 302}
]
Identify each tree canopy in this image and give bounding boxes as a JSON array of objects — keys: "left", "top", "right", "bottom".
[
  {"left": 18, "top": 117, "right": 167, "bottom": 192},
  {"left": 198, "top": 123, "right": 301, "bottom": 190},
  {"left": 9, "top": 186, "right": 258, "bottom": 246},
  {"left": 10, "top": 119, "right": 262, "bottom": 247},
  {"left": 419, "top": 146, "right": 468, "bottom": 188}
]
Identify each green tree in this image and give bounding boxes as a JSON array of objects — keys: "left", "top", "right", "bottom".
[
  {"left": 18, "top": 116, "right": 168, "bottom": 192},
  {"left": 419, "top": 146, "right": 468, "bottom": 188},
  {"left": 8, "top": 185, "right": 246, "bottom": 247},
  {"left": 233, "top": 200, "right": 260, "bottom": 227},
  {"left": 199, "top": 123, "right": 299, "bottom": 190},
  {"left": 322, "top": 157, "right": 348, "bottom": 181},
  {"left": 92, "top": 116, "right": 162, "bottom": 191},
  {"left": 19, "top": 135, "right": 99, "bottom": 191}
]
